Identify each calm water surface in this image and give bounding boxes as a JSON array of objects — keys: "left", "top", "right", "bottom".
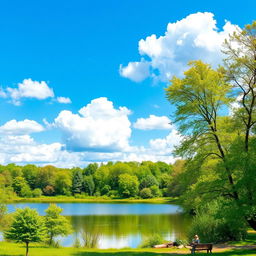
[{"left": 6, "top": 202, "right": 191, "bottom": 248}]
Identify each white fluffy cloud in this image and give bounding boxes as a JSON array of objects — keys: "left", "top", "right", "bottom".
[
  {"left": 119, "top": 60, "right": 151, "bottom": 82},
  {"left": 7, "top": 79, "right": 54, "bottom": 104},
  {"left": 54, "top": 97, "right": 132, "bottom": 152},
  {"left": 133, "top": 115, "right": 171, "bottom": 130},
  {"left": 149, "top": 129, "right": 182, "bottom": 155},
  {"left": 0, "top": 78, "right": 73, "bottom": 105},
  {"left": 120, "top": 12, "right": 239, "bottom": 82},
  {"left": 56, "top": 96, "right": 72, "bottom": 104},
  {"left": 0, "top": 119, "right": 44, "bottom": 135}
]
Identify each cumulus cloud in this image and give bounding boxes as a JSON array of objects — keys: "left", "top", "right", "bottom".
[
  {"left": 0, "top": 119, "right": 44, "bottom": 135},
  {"left": 119, "top": 59, "right": 151, "bottom": 82},
  {"left": 54, "top": 97, "right": 132, "bottom": 152},
  {"left": 0, "top": 78, "right": 73, "bottom": 105},
  {"left": 6, "top": 79, "right": 54, "bottom": 105},
  {"left": 120, "top": 12, "right": 239, "bottom": 82},
  {"left": 133, "top": 115, "right": 171, "bottom": 130},
  {"left": 56, "top": 96, "right": 72, "bottom": 104},
  {"left": 149, "top": 129, "right": 182, "bottom": 155}
]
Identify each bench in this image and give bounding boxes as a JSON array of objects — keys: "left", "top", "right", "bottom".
[{"left": 190, "top": 243, "right": 213, "bottom": 254}]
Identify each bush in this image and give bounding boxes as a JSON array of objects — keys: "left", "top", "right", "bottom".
[
  {"left": 174, "top": 238, "right": 188, "bottom": 246},
  {"left": 140, "top": 188, "right": 153, "bottom": 199},
  {"left": 32, "top": 188, "right": 42, "bottom": 198},
  {"left": 150, "top": 185, "right": 162, "bottom": 197},
  {"left": 101, "top": 185, "right": 111, "bottom": 195},
  {"left": 188, "top": 202, "right": 247, "bottom": 243},
  {"left": 107, "top": 190, "right": 119, "bottom": 198},
  {"left": 20, "top": 185, "right": 32, "bottom": 198},
  {"left": 140, "top": 234, "right": 164, "bottom": 248}
]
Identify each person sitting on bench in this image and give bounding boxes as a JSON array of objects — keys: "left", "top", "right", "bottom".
[{"left": 191, "top": 235, "right": 200, "bottom": 253}]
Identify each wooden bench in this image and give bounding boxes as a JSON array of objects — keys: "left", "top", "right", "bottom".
[{"left": 190, "top": 243, "right": 213, "bottom": 254}]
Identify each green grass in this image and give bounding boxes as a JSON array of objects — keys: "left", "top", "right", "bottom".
[
  {"left": 6, "top": 196, "right": 178, "bottom": 204},
  {"left": 0, "top": 242, "right": 255, "bottom": 256},
  {"left": 227, "top": 230, "right": 256, "bottom": 246}
]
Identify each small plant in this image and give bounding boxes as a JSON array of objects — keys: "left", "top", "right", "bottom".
[
  {"left": 140, "top": 234, "right": 164, "bottom": 248},
  {"left": 73, "top": 237, "right": 81, "bottom": 248},
  {"left": 174, "top": 238, "right": 188, "bottom": 246},
  {"left": 81, "top": 230, "right": 101, "bottom": 248}
]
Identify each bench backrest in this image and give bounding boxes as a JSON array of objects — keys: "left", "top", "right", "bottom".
[{"left": 195, "top": 243, "right": 213, "bottom": 249}]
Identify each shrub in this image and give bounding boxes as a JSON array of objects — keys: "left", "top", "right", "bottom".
[
  {"left": 32, "top": 188, "right": 42, "bottom": 198},
  {"left": 188, "top": 202, "right": 247, "bottom": 243},
  {"left": 140, "top": 188, "right": 153, "bottom": 199},
  {"left": 150, "top": 185, "right": 162, "bottom": 197},
  {"left": 81, "top": 230, "right": 100, "bottom": 248},
  {"left": 73, "top": 237, "right": 81, "bottom": 248},
  {"left": 20, "top": 185, "right": 32, "bottom": 198},
  {"left": 140, "top": 234, "right": 164, "bottom": 248},
  {"left": 101, "top": 185, "right": 111, "bottom": 195}
]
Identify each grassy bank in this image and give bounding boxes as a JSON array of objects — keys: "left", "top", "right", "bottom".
[
  {"left": 0, "top": 242, "right": 255, "bottom": 256},
  {"left": 6, "top": 196, "right": 179, "bottom": 204}
]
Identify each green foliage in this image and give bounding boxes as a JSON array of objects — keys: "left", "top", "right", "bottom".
[
  {"left": 0, "top": 161, "right": 174, "bottom": 200},
  {"left": 4, "top": 207, "right": 45, "bottom": 256},
  {"left": 140, "top": 234, "right": 164, "bottom": 248},
  {"left": 12, "top": 176, "right": 28, "bottom": 196},
  {"left": 83, "top": 175, "right": 95, "bottom": 196},
  {"left": 118, "top": 174, "right": 139, "bottom": 198},
  {"left": 55, "top": 172, "right": 72, "bottom": 195},
  {"left": 140, "top": 175, "right": 159, "bottom": 189},
  {"left": 140, "top": 188, "right": 153, "bottom": 199},
  {"left": 150, "top": 185, "right": 162, "bottom": 197},
  {"left": 72, "top": 169, "right": 83, "bottom": 194},
  {"left": 188, "top": 201, "right": 247, "bottom": 243},
  {"left": 44, "top": 204, "right": 72, "bottom": 245},
  {"left": 81, "top": 230, "right": 100, "bottom": 248},
  {"left": 32, "top": 188, "right": 42, "bottom": 198}
]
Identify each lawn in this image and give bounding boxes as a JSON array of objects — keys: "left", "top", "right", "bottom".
[{"left": 0, "top": 242, "right": 255, "bottom": 256}]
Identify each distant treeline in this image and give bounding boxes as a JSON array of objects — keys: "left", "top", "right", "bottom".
[{"left": 0, "top": 161, "right": 187, "bottom": 199}]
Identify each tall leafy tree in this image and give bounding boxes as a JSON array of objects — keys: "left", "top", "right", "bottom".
[
  {"left": 4, "top": 208, "right": 45, "bottom": 256},
  {"left": 223, "top": 21, "right": 256, "bottom": 229},
  {"left": 72, "top": 169, "right": 83, "bottom": 194},
  {"left": 44, "top": 204, "right": 72, "bottom": 245},
  {"left": 118, "top": 174, "right": 139, "bottom": 198}
]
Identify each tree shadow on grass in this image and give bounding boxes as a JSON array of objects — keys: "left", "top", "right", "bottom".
[
  {"left": 71, "top": 252, "right": 191, "bottom": 256},
  {"left": 70, "top": 249, "right": 256, "bottom": 256}
]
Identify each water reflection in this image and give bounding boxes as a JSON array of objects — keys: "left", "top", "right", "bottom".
[{"left": 5, "top": 203, "right": 191, "bottom": 248}]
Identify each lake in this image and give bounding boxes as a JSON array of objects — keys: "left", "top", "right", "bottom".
[{"left": 5, "top": 202, "right": 191, "bottom": 248}]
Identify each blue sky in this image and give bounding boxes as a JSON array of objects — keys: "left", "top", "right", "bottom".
[{"left": 0, "top": 0, "right": 255, "bottom": 167}]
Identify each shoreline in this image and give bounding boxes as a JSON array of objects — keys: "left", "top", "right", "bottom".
[{"left": 6, "top": 196, "right": 180, "bottom": 204}]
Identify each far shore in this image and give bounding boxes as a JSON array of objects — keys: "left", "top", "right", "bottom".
[{"left": 5, "top": 196, "right": 180, "bottom": 204}]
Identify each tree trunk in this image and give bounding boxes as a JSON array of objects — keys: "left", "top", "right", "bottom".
[{"left": 25, "top": 242, "right": 29, "bottom": 256}]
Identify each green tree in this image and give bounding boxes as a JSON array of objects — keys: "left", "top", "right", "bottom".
[
  {"left": 166, "top": 52, "right": 256, "bottom": 230},
  {"left": 118, "top": 173, "right": 139, "bottom": 198},
  {"left": 22, "top": 165, "right": 38, "bottom": 189},
  {"left": 55, "top": 172, "right": 72, "bottom": 195},
  {"left": 36, "top": 165, "right": 56, "bottom": 190},
  {"left": 109, "top": 163, "right": 132, "bottom": 190},
  {"left": 83, "top": 175, "right": 95, "bottom": 196},
  {"left": 223, "top": 21, "right": 256, "bottom": 229},
  {"left": 44, "top": 204, "right": 72, "bottom": 245},
  {"left": 140, "top": 175, "right": 159, "bottom": 189},
  {"left": 83, "top": 163, "right": 98, "bottom": 176},
  {"left": 140, "top": 188, "right": 153, "bottom": 199},
  {"left": 72, "top": 169, "right": 83, "bottom": 194},
  {"left": 12, "top": 176, "right": 29, "bottom": 197},
  {"left": 4, "top": 207, "right": 45, "bottom": 256}
]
